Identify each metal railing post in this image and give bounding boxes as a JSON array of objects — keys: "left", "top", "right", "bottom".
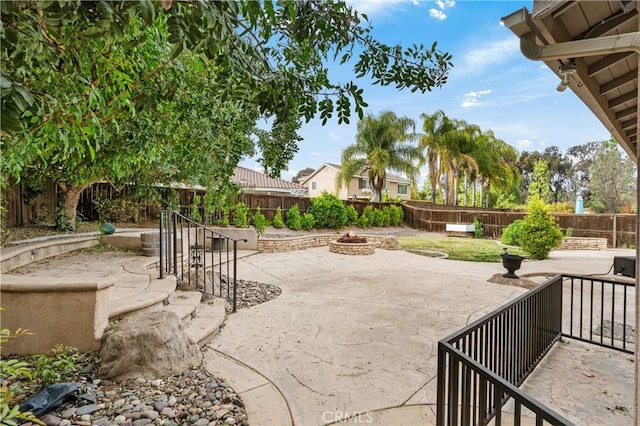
[
  {"left": 159, "top": 211, "right": 164, "bottom": 279},
  {"left": 233, "top": 240, "right": 238, "bottom": 313}
]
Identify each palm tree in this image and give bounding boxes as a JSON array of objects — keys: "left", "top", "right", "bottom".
[
  {"left": 471, "top": 130, "right": 520, "bottom": 207},
  {"left": 418, "top": 110, "right": 478, "bottom": 205},
  {"left": 338, "top": 111, "right": 420, "bottom": 202}
]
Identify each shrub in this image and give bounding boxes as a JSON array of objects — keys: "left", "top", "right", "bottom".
[
  {"left": 309, "top": 192, "right": 347, "bottom": 229},
  {"left": 165, "top": 189, "right": 181, "bottom": 212},
  {"left": 358, "top": 206, "right": 375, "bottom": 228},
  {"left": 301, "top": 213, "right": 315, "bottom": 230},
  {"left": 345, "top": 205, "right": 359, "bottom": 226},
  {"left": 519, "top": 198, "right": 563, "bottom": 259},
  {"left": 501, "top": 219, "right": 523, "bottom": 246},
  {"left": 565, "top": 227, "right": 573, "bottom": 237},
  {"left": 273, "top": 207, "right": 285, "bottom": 229},
  {"left": 251, "top": 207, "right": 270, "bottom": 236},
  {"left": 286, "top": 205, "right": 303, "bottom": 230},
  {"left": 33, "top": 345, "right": 80, "bottom": 388},
  {"left": 94, "top": 198, "right": 139, "bottom": 223},
  {"left": 378, "top": 208, "right": 391, "bottom": 227},
  {"left": 473, "top": 217, "right": 484, "bottom": 238},
  {"left": 388, "top": 205, "right": 404, "bottom": 226},
  {"left": 549, "top": 201, "right": 574, "bottom": 213},
  {"left": 233, "top": 202, "right": 250, "bottom": 228},
  {"left": 189, "top": 195, "right": 202, "bottom": 223}
]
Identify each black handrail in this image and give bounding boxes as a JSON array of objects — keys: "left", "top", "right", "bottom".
[
  {"left": 159, "top": 210, "right": 247, "bottom": 312},
  {"left": 436, "top": 274, "right": 635, "bottom": 426}
]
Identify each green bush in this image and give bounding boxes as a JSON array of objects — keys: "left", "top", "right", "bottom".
[
  {"left": 309, "top": 192, "right": 347, "bottom": 229},
  {"left": 358, "top": 206, "right": 375, "bottom": 228},
  {"left": 233, "top": 202, "right": 250, "bottom": 228},
  {"left": 189, "top": 195, "right": 202, "bottom": 223},
  {"left": 377, "top": 208, "right": 391, "bottom": 227},
  {"left": 565, "top": 227, "right": 573, "bottom": 237},
  {"left": 94, "top": 198, "right": 139, "bottom": 223},
  {"left": 473, "top": 217, "right": 484, "bottom": 238},
  {"left": 501, "top": 219, "right": 523, "bottom": 246},
  {"left": 251, "top": 207, "right": 270, "bottom": 236},
  {"left": 388, "top": 205, "right": 404, "bottom": 226},
  {"left": 286, "top": 205, "right": 303, "bottom": 230},
  {"left": 345, "top": 204, "right": 359, "bottom": 226},
  {"left": 519, "top": 198, "right": 563, "bottom": 259},
  {"left": 273, "top": 207, "right": 285, "bottom": 229},
  {"left": 301, "top": 213, "right": 315, "bottom": 230}
]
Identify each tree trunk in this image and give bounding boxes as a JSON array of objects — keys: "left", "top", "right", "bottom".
[
  {"left": 60, "top": 183, "right": 93, "bottom": 231},
  {"left": 463, "top": 175, "right": 468, "bottom": 206},
  {"left": 485, "top": 182, "right": 491, "bottom": 208},
  {"left": 472, "top": 179, "right": 476, "bottom": 207}
]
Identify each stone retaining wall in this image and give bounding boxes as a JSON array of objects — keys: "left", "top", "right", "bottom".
[
  {"left": 329, "top": 241, "right": 376, "bottom": 255},
  {"left": 558, "top": 237, "right": 608, "bottom": 250},
  {"left": 258, "top": 235, "right": 386, "bottom": 253}
]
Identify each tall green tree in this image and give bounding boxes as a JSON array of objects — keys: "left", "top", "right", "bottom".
[
  {"left": 338, "top": 111, "right": 420, "bottom": 202},
  {"left": 588, "top": 138, "right": 636, "bottom": 213},
  {"left": 566, "top": 141, "right": 601, "bottom": 201},
  {"left": 1, "top": 0, "right": 452, "bottom": 227},
  {"left": 528, "top": 160, "right": 552, "bottom": 203}
]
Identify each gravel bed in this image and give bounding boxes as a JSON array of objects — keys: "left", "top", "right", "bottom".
[{"left": 33, "top": 366, "right": 247, "bottom": 426}]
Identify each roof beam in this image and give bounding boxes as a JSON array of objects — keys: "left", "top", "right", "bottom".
[
  {"left": 622, "top": 118, "right": 637, "bottom": 129},
  {"left": 609, "top": 90, "right": 637, "bottom": 108},
  {"left": 615, "top": 106, "right": 638, "bottom": 119},
  {"left": 551, "top": 1, "right": 579, "bottom": 19},
  {"left": 588, "top": 52, "right": 635, "bottom": 76},
  {"left": 600, "top": 70, "right": 638, "bottom": 94},
  {"left": 579, "top": 9, "right": 639, "bottom": 40}
]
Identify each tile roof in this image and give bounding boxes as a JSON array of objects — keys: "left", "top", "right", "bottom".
[{"left": 232, "top": 166, "right": 306, "bottom": 190}]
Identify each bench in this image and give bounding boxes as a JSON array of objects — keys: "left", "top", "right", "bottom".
[{"left": 446, "top": 223, "right": 475, "bottom": 237}]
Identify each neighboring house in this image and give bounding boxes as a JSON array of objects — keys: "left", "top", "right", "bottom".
[
  {"left": 232, "top": 166, "right": 307, "bottom": 197},
  {"left": 301, "top": 163, "right": 411, "bottom": 201}
]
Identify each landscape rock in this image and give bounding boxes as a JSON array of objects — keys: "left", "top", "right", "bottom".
[
  {"left": 98, "top": 311, "right": 202, "bottom": 381},
  {"left": 380, "top": 236, "right": 402, "bottom": 250}
]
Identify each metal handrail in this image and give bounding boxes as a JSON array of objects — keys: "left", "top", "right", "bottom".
[
  {"left": 159, "top": 210, "right": 247, "bottom": 312},
  {"left": 436, "top": 273, "right": 635, "bottom": 426}
]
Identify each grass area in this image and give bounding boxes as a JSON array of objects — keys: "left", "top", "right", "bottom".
[{"left": 397, "top": 236, "right": 526, "bottom": 262}]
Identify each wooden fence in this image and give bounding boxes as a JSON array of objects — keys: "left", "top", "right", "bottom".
[
  {"left": 402, "top": 203, "right": 636, "bottom": 248},
  {"left": 3, "top": 182, "right": 637, "bottom": 248}
]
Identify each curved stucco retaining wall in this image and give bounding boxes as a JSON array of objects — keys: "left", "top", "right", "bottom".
[{"left": 1, "top": 275, "right": 114, "bottom": 355}]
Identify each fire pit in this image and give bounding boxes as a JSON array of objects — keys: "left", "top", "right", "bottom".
[
  {"left": 329, "top": 232, "right": 375, "bottom": 255},
  {"left": 500, "top": 248, "right": 525, "bottom": 279}
]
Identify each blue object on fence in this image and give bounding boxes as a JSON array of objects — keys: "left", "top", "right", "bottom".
[{"left": 575, "top": 195, "right": 584, "bottom": 214}]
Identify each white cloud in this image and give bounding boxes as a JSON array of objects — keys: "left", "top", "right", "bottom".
[
  {"left": 328, "top": 131, "right": 341, "bottom": 141},
  {"left": 516, "top": 139, "right": 533, "bottom": 149},
  {"left": 461, "top": 89, "right": 491, "bottom": 108},
  {"left": 429, "top": 0, "right": 454, "bottom": 20},
  {"left": 454, "top": 38, "right": 520, "bottom": 76},
  {"left": 430, "top": 8, "right": 447, "bottom": 20},
  {"left": 436, "top": 0, "right": 455, "bottom": 8}
]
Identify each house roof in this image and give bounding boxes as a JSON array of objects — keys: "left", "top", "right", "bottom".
[
  {"left": 502, "top": 1, "right": 638, "bottom": 162},
  {"left": 232, "top": 166, "right": 306, "bottom": 191},
  {"left": 301, "top": 163, "right": 411, "bottom": 185}
]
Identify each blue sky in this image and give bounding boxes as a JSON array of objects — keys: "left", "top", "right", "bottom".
[{"left": 240, "top": 0, "right": 611, "bottom": 182}]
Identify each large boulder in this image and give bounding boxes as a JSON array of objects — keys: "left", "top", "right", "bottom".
[{"left": 98, "top": 311, "right": 202, "bottom": 381}]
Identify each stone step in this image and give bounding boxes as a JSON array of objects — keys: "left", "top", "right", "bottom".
[
  {"left": 165, "top": 290, "right": 203, "bottom": 321},
  {"left": 184, "top": 298, "right": 227, "bottom": 346}
]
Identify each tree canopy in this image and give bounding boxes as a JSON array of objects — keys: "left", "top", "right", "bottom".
[{"left": 1, "top": 0, "right": 452, "bottom": 228}]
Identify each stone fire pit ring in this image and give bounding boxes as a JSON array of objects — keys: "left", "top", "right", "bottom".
[{"left": 329, "top": 240, "right": 376, "bottom": 255}]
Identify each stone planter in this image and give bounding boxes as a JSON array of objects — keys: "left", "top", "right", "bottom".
[{"left": 329, "top": 240, "right": 375, "bottom": 255}]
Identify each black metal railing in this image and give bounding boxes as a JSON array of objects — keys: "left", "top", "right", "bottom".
[
  {"left": 159, "top": 210, "right": 247, "bottom": 312},
  {"left": 562, "top": 274, "right": 635, "bottom": 354},
  {"left": 436, "top": 274, "right": 636, "bottom": 426}
]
